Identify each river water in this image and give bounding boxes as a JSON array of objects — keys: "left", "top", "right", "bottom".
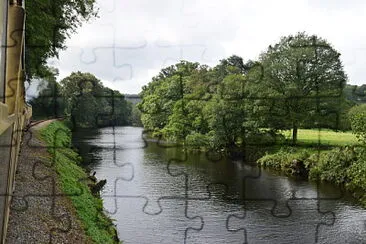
[{"left": 72, "top": 126, "right": 366, "bottom": 244}]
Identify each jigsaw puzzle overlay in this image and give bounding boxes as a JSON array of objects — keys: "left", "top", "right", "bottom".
[{"left": 3, "top": 0, "right": 366, "bottom": 243}]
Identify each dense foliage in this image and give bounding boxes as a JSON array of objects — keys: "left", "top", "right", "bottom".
[
  {"left": 30, "top": 72, "right": 132, "bottom": 128},
  {"left": 130, "top": 105, "right": 143, "bottom": 126},
  {"left": 25, "top": 0, "right": 98, "bottom": 78},
  {"left": 251, "top": 32, "right": 347, "bottom": 143},
  {"left": 258, "top": 145, "right": 366, "bottom": 206},
  {"left": 257, "top": 100, "right": 366, "bottom": 206},
  {"left": 60, "top": 72, "right": 132, "bottom": 128},
  {"left": 310, "top": 146, "right": 366, "bottom": 205},
  {"left": 138, "top": 58, "right": 258, "bottom": 152},
  {"left": 348, "top": 104, "right": 366, "bottom": 143},
  {"left": 28, "top": 68, "right": 65, "bottom": 119},
  {"left": 138, "top": 33, "right": 349, "bottom": 150}
]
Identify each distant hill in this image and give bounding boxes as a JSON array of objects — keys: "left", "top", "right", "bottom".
[{"left": 124, "top": 94, "right": 141, "bottom": 105}]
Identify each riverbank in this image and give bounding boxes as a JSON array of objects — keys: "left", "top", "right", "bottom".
[
  {"left": 71, "top": 125, "right": 366, "bottom": 243},
  {"left": 6, "top": 121, "right": 92, "bottom": 243},
  {"left": 6, "top": 121, "right": 120, "bottom": 243},
  {"left": 147, "top": 128, "right": 366, "bottom": 208},
  {"left": 39, "top": 121, "right": 120, "bottom": 243},
  {"left": 257, "top": 145, "right": 366, "bottom": 207}
]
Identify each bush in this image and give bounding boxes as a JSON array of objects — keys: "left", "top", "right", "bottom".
[
  {"left": 345, "top": 148, "right": 366, "bottom": 191},
  {"left": 308, "top": 146, "right": 366, "bottom": 206},
  {"left": 246, "top": 131, "right": 275, "bottom": 146},
  {"left": 257, "top": 147, "right": 314, "bottom": 175},
  {"left": 186, "top": 132, "right": 209, "bottom": 150},
  {"left": 308, "top": 146, "right": 360, "bottom": 183},
  {"left": 348, "top": 104, "right": 366, "bottom": 143}
]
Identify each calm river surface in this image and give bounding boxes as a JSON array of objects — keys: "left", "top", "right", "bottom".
[{"left": 72, "top": 126, "right": 366, "bottom": 244}]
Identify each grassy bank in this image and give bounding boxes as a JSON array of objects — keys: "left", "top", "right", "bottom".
[
  {"left": 281, "top": 129, "right": 359, "bottom": 146},
  {"left": 258, "top": 132, "right": 366, "bottom": 207},
  {"left": 39, "top": 121, "right": 120, "bottom": 243}
]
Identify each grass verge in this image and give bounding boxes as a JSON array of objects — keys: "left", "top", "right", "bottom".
[{"left": 39, "top": 121, "right": 120, "bottom": 243}]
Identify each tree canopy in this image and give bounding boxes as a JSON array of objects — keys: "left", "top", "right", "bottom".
[
  {"left": 60, "top": 72, "right": 132, "bottom": 128},
  {"left": 138, "top": 58, "right": 268, "bottom": 153},
  {"left": 138, "top": 33, "right": 351, "bottom": 152},
  {"left": 28, "top": 68, "right": 65, "bottom": 119},
  {"left": 249, "top": 32, "right": 347, "bottom": 143},
  {"left": 30, "top": 72, "right": 132, "bottom": 128},
  {"left": 25, "top": 0, "right": 98, "bottom": 78}
]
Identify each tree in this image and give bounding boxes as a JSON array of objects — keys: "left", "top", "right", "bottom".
[
  {"left": 138, "top": 59, "right": 261, "bottom": 151},
  {"left": 60, "top": 72, "right": 104, "bottom": 127},
  {"left": 253, "top": 32, "right": 347, "bottom": 144},
  {"left": 104, "top": 89, "right": 132, "bottom": 126},
  {"left": 28, "top": 68, "right": 65, "bottom": 119},
  {"left": 130, "top": 105, "right": 142, "bottom": 126},
  {"left": 26, "top": 0, "right": 98, "bottom": 78},
  {"left": 204, "top": 74, "right": 248, "bottom": 149},
  {"left": 138, "top": 61, "right": 201, "bottom": 134},
  {"left": 60, "top": 72, "right": 131, "bottom": 128}
]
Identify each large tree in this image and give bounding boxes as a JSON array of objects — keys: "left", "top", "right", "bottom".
[
  {"left": 204, "top": 73, "right": 248, "bottom": 149},
  {"left": 252, "top": 32, "right": 347, "bottom": 144},
  {"left": 138, "top": 61, "right": 201, "bottom": 133},
  {"left": 25, "top": 0, "right": 98, "bottom": 78},
  {"left": 60, "top": 72, "right": 131, "bottom": 128}
]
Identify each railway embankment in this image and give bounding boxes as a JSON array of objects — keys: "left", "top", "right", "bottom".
[{"left": 6, "top": 120, "right": 119, "bottom": 243}]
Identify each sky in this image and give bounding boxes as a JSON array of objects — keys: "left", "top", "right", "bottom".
[{"left": 47, "top": 0, "right": 366, "bottom": 94}]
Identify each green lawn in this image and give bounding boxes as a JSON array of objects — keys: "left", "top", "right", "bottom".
[{"left": 281, "top": 129, "right": 359, "bottom": 146}]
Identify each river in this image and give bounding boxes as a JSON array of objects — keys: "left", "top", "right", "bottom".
[{"left": 72, "top": 126, "right": 366, "bottom": 244}]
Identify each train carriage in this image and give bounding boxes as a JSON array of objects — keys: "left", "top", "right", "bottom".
[{"left": 0, "top": 1, "right": 31, "bottom": 243}]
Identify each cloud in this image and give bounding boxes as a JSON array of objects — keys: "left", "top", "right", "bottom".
[{"left": 49, "top": 0, "right": 366, "bottom": 93}]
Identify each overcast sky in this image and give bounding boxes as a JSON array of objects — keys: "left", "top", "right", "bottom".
[{"left": 48, "top": 0, "right": 366, "bottom": 94}]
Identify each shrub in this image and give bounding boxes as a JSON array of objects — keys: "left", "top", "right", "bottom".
[
  {"left": 186, "top": 132, "right": 209, "bottom": 150},
  {"left": 246, "top": 130, "right": 278, "bottom": 146},
  {"left": 348, "top": 104, "right": 366, "bottom": 143},
  {"left": 345, "top": 148, "right": 366, "bottom": 191},
  {"left": 257, "top": 147, "right": 314, "bottom": 175},
  {"left": 309, "top": 146, "right": 359, "bottom": 184}
]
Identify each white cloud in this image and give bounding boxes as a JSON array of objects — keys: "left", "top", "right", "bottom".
[{"left": 49, "top": 0, "right": 366, "bottom": 93}]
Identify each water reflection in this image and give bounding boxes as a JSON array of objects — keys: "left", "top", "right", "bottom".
[{"left": 73, "top": 126, "right": 366, "bottom": 243}]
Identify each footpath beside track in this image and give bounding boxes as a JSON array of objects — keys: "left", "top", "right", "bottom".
[{"left": 5, "top": 121, "right": 91, "bottom": 243}]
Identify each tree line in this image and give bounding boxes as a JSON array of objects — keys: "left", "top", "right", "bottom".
[
  {"left": 138, "top": 32, "right": 360, "bottom": 151},
  {"left": 30, "top": 71, "right": 136, "bottom": 128}
]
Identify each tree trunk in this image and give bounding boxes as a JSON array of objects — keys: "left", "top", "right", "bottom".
[{"left": 292, "top": 122, "right": 298, "bottom": 145}]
